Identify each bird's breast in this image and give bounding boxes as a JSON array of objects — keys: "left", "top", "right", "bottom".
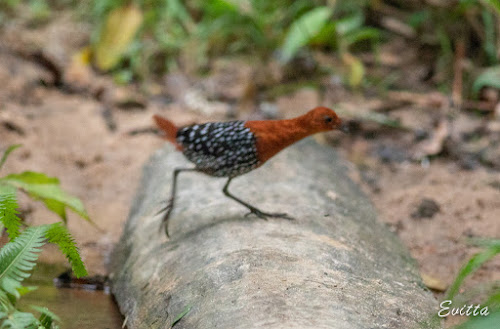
[{"left": 245, "top": 119, "right": 311, "bottom": 163}]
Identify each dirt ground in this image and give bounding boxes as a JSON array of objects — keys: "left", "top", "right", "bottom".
[{"left": 1, "top": 14, "right": 499, "bottom": 328}]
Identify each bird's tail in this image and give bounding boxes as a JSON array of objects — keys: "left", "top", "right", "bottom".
[{"left": 153, "top": 115, "right": 182, "bottom": 150}]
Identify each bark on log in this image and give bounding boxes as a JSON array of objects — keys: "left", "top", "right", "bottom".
[{"left": 111, "top": 139, "right": 439, "bottom": 329}]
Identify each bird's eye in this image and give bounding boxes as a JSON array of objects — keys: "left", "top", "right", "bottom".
[{"left": 324, "top": 116, "right": 333, "bottom": 123}]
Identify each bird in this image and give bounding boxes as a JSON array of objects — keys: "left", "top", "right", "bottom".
[{"left": 153, "top": 106, "right": 346, "bottom": 236}]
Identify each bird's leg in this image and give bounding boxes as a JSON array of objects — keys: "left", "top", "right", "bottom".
[
  {"left": 222, "top": 178, "right": 294, "bottom": 220},
  {"left": 158, "top": 167, "right": 197, "bottom": 237}
]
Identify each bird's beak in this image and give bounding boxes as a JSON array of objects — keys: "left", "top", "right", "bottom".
[{"left": 338, "top": 122, "right": 350, "bottom": 134}]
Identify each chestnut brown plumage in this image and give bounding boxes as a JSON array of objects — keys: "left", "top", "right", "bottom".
[{"left": 154, "top": 106, "right": 344, "bottom": 236}]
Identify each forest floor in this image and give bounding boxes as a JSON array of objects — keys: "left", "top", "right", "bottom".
[{"left": 1, "top": 13, "right": 499, "bottom": 328}]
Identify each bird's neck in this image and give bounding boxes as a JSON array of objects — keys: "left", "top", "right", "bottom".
[
  {"left": 245, "top": 114, "right": 319, "bottom": 163},
  {"left": 275, "top": 114, "right": 317, "bottom": 143}
]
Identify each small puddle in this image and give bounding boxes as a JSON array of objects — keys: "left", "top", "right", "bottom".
[{"left": 18, "top": 263, "right": 123, "bottom": 329}]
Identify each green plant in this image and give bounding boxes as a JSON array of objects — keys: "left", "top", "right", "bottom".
[
  {"left": 169, "top": 305, "right": 191, "bottom": 329},
  {"left": 396, "top": 0, "right": 500, "bottom": 93},
  {"left": 0, "top": 0, "right": 52, "bottom": 26},
  {"left": 280, "top": 6, "right": 333, "bottom": 62},
  {"left": 0, "top": 145, "right": 89, "bottom": 329},
  {"left": 472, "top": 65, "right": 500, "bottom": 95},
  {"left": 444, "top": 238, "right": 500, "bottom": 328},
  {"left": 85, "top": 0, "right": 377, "bottom": 80}
]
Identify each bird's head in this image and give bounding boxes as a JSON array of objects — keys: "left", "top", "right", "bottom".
[{"left": 306, "top": 106, "right": 347, "bottom": 133}]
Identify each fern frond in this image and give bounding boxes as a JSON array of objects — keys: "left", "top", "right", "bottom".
[
  {"left": 1, "top": 310, "right": 37, "bottom": 329},
  {"left": 0, "top": 311, "right": 7, "bottom": 323},
  {"left": 31, "top": 306, "right": 60, "bottom": 328},
  {"left": 0, "top": 290, "right": 14, "bottom": 314},
  {"left": 0, "top": 192, "right": 21, "bottom": 240},
  {"left": 45, "top": 223, "right": 87, "bottom": 278},
  {"left": 0, "top": 226, "right": 48, "bottom": 298}
]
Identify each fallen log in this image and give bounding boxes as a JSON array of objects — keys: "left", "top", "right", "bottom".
[{"left": 111, "top": 139, "right": 439, "bottom": 329}]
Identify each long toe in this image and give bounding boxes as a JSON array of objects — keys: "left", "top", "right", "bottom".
[
  {"left": 156, "top": 198, "right": 174, "bottom": 216},
  {"left": 159, "top": 214, "right": 171, "bottom": 237},
  {"left": 164, "top": 223, "right": 170, "bottom": 237},
  {"left": 156, "top": 202, "right": 173, "bottom": 237},
  {"left": 155, "top": 202, "right": 170, "bottom": 216},
  {"left": 155, "top": 206, "right": 166, "bottom": 216},
  {"left": 246, "top": 210, "right": 268, "bottom": 220},
  {"left": 271, "top": 213, "right": 294, "bottom": 220},
  {"left": 246, "top": 209, "right": 294, "bottom": 221}
]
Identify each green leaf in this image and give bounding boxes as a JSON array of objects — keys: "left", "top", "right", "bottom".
[
  {"left": 483, "top": 0, "right": 500, "bottom": 15},
  {"left": 113, "top": 69, "right": 134, "bottom": 85},
  {"left": 0, "top": 145, "right": 21, "bottom": 171},
  {"left": 0, "top": 191, "right": 22, "bottom": 240},
  {"left": 467, "top": 238, "right": 500, "bottom": 249},
  {"left": 0, "top": 289, "right": 14, "bottom": 313},
  {"left": 16, "top": 285, "right": 38, "bottom": 297},
  {"left": 484, "top": 290, "right": 500, "bottom": 310},
  {"left": 171, "top": 305, "right": 191, "bottom": 328},
  {"left": 281, "top": 6, "right": 333, "bottom": 62},
  {"left": 342, "top": 52, "right": 365, "bottom": 88},
  {"left": 472, "top": 66, "right": 500, "bottom": 95},
  {"left": 43, "top": 199, "right": 68, "bottom": 223},
  {"left": 482, "top": 9, "right": 498, "bottom": 65},
  {"left": 446, "top": 243, "right": 500, "bottom": 300},
  {"left": 2, "top": 171, "right": 59, "bottom": 185},
  {"left": 456, "top": 309, "right": 500, "bottom": 329},
  {"left": 309, "top": 22, "right": 337, "bottom": 47},
  {"left": 0, "top": 171, "right": 90, "bottom": 224},
  {"left": 166, "top": 0, "right": 195, "bottom": 27},
  {"left": 408, "top": 10, "right": 430, "bottom": 28},
  {"left": 1, "top": 310, "right": 38, "bottom": 328},
  {"left": 204, "top": 0, "right": 238, "bottom": 17},
  {"left": 94, "top": 4, "right": 143, "bottom": 71},
  {"left": 0, "top": 226, "right": 48, "bottom": 298},
  {"left": 442, "top": 239, "right": 500, "bottom": 329},
  {"left": 45, "top": 223, "right": 87, "bottom": 278},
  {"left": 31, "top": 305, "right": 60, "bottom": 328},
  {"left": 343, "top": 27, "right": 380, "bottom": 48},
  {"left": 0, "top": 311, "right": 7, "bottom": 323},
  {"left": 335, "top": 12, "right": 364, "bottom": 35},
  {"left": 0, "top": 184, "right": 16, "bottom": 195}
]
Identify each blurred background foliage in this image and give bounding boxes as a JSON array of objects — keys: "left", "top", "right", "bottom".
[
  {"left": 1, "top": 0, "right": 499, "bottom": 94},
  {"left": 83, "top": 0, "right": 379, "bottom": 82}
]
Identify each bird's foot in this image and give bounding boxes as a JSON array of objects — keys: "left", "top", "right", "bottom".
[
  {"left": 244, "top": 208, "right": 294, "bottom": 221},
  {"left": 156, "top": 198, "right": 174, "bottom": 237},
  {"left": 155, "top": 199, "right": 172, "bottom": 215}
]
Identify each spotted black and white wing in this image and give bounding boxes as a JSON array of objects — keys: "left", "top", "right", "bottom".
[{"left": 176, "top": 121, "right": 260, "bottom": 177}]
